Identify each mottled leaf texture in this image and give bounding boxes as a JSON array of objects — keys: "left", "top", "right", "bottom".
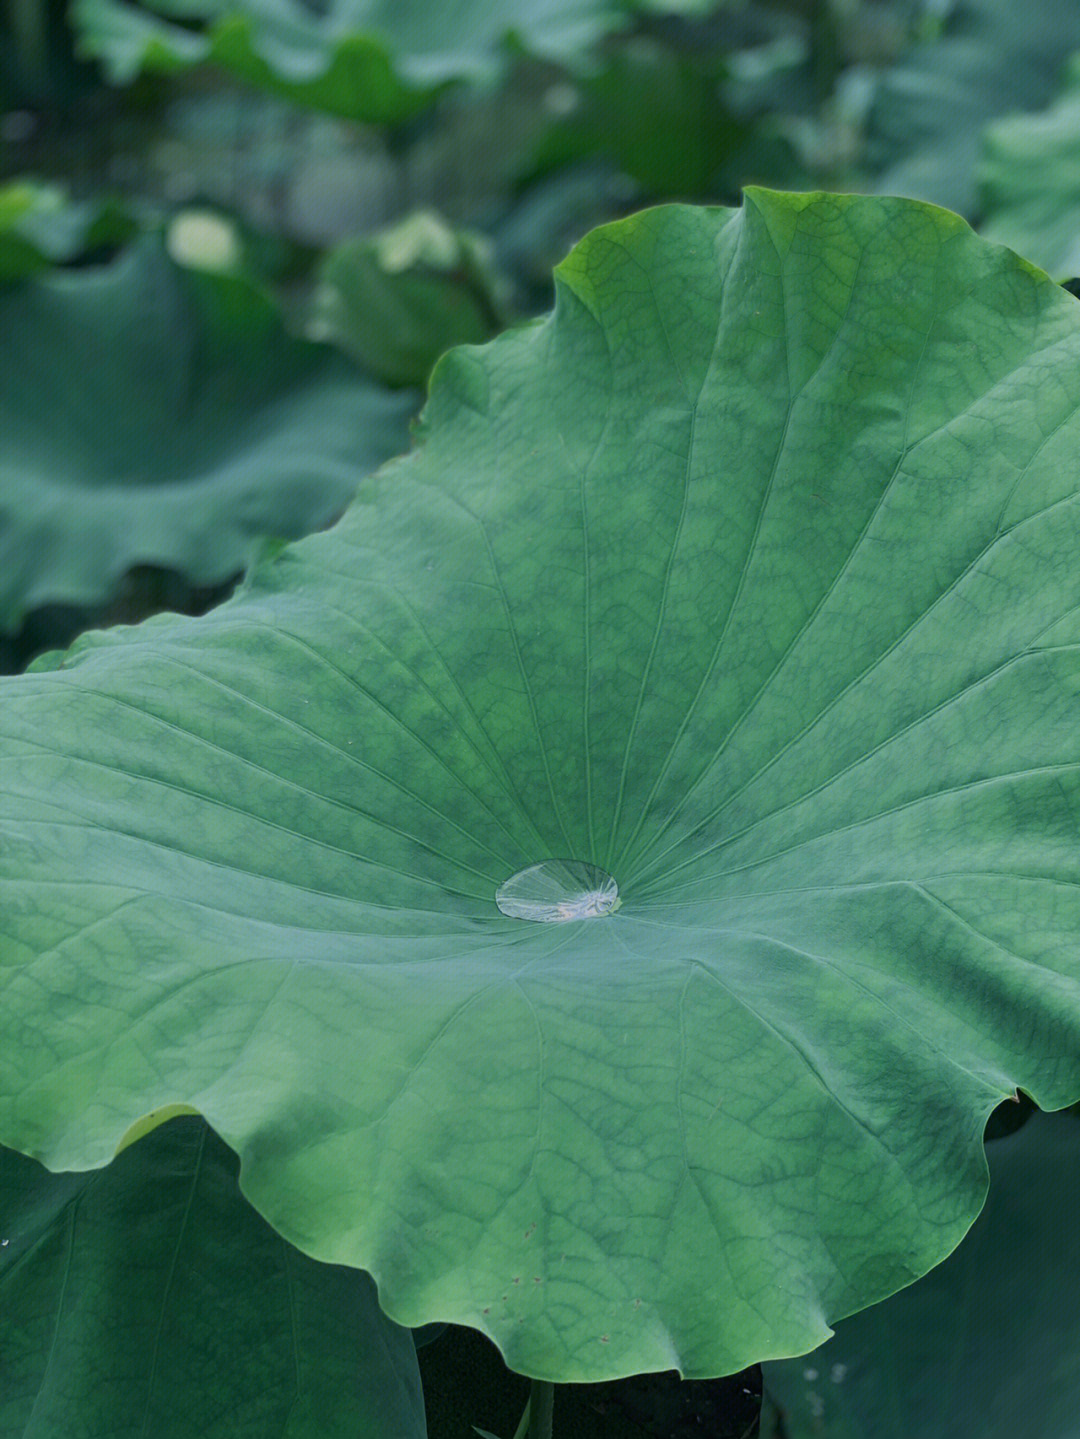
[{"left": 4, "top": 192, "right": 1080, "bottom": 1381}]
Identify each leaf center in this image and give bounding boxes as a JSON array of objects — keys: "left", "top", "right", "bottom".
[{"left": 495, "top": 860, "right": 620, "bottom": 922}]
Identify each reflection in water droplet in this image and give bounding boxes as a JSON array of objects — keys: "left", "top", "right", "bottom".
[{"left": 496, "top": 860, "right": 620, "bottom": 922}]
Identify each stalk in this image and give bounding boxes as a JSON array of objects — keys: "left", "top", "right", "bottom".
[
  {"left": 527, "top": 1381, "right": 554, "bottom": 1439},
  {"left": 497, "top": 1380, "right": 554, "bottom": 1439}
]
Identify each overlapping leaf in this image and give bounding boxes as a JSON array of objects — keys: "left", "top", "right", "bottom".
[
  {"left": 762, "top": 1109, "right": 1080, "bottom": 1439},
  {"left": 4, "top": 192, "right": 1080, "bottom": 1383},
  {"left": 1, "top": 1117, "right": 425, "bottom": 1438},
  {"left": 0, "top": 237, "right": 415, "bottom": 629}
]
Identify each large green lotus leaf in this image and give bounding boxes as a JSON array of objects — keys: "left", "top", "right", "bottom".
[
  {"left": 980, "top": 56, "right": 1080, "bottom": 280},
  {"left": 4, "top": 192, "right": 1080, "bottom": 1382},
  {"left": 760, "top": 1109, "right": 1080, "bottom": 1438},
  {"left": 0, "top": 237, "right": 415, "bottom": 631},
  {"left": 71, "top": 0, "right": 634, "bottom": 123},
  {"left": 867, "top": 0, "right": 1080, "bottom": 214},
  {"left": 0, "top": 1116, "right": 426, "bottom": 1438}
]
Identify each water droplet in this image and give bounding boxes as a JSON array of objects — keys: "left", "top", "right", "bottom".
[{"left": 496, "top": 860, "right": 620, "bottom": 922}]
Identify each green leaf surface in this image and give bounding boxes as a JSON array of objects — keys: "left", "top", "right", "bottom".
[
  {"left": 761, "top": 1109, "right": 1080, "bottom": 1439},
  {"left": 0, "top": 1117, "right": 426, "bottom": 1438},
  {"left": 4, "top": 192, "right": 1080, "bottom": 1382},
  {"left": 868, "top": 0, "right": 1080, "bottom": 214},
  {"left": 979, "top": 55, "right": 1080, "bottom": 280},
  {"left": 0, "top": 237, "right": 416, "bottom": 630},
  {"left": 71, "top": 0, "right": 634, "bottom": 123}
]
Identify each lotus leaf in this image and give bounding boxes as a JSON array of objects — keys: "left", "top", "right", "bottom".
[
  {"left": 0, "top": 1117, "right": 425, "bottom": 1437},
  {"left": 0, "top": 236, "right": 416, "bottom": 630},
  {"left": 4, "top": 192, "right": 1080, "bottom": 1383},
  {"left": 761, "top": 1109, "right": 1080, "bottom": 1439}
]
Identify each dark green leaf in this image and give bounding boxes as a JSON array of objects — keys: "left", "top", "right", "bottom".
[
  {"left": 762, "top": 1110, "right": 1080, "bottom": 1439},
  {"left": 0, "top": 1118, "right": 426, "bottom": 1438},
  {"left": 0, "top": 236, "right": 416, "bottom": 630},
  {"left": 522, "top": 36, "right": 741, "bottom": 197}
]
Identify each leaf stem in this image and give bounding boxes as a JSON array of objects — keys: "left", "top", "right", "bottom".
[{"left": 527, "top": 1381, "right": 554, "bottom": 1439}]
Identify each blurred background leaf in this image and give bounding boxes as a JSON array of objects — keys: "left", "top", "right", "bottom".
[
  {"left": 0, "top": 177, "right": 137, "bottom": 279},
  {"left": 69, "top": 0, "right": 636, "bottom": 122},
  {"left": 308, "top": 209, "right": 506, "bottom": 387},
  {"left": 0, "top": 235, "right": 416, "bottom": 632},
  {"left": 979, "top": 53, "right": 1080, "bottom": 279},
  {"left": 866, "top": 0, "right": 1080, "bottom": 213}
]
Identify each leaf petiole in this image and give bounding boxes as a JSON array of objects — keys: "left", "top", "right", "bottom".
[{"left": 473, "top": 1379, "right": 555, "bottom": 1439}]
